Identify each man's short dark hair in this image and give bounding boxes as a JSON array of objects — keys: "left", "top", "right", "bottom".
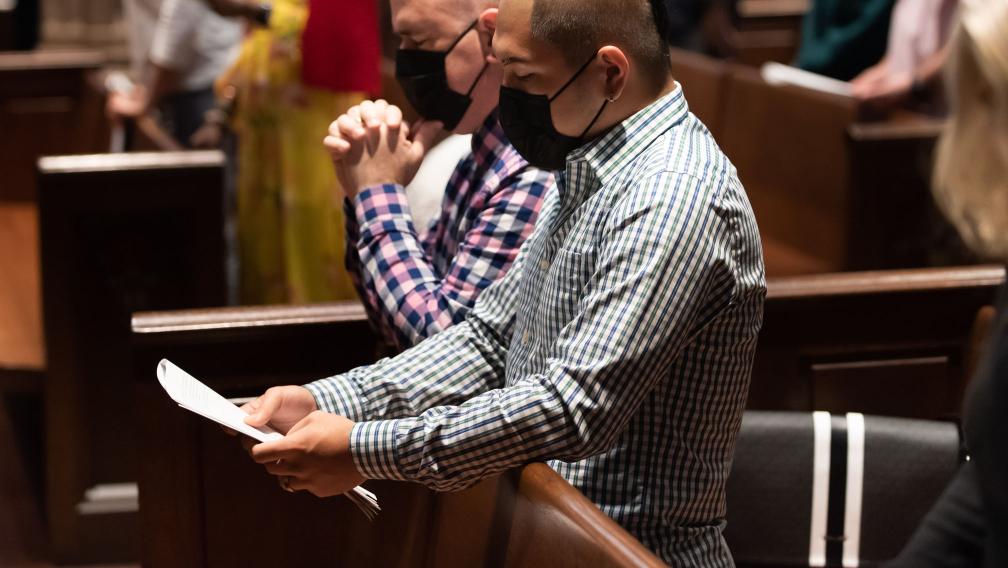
[{"left": 530, "top": 0, "right": 672, "bottom": 89}]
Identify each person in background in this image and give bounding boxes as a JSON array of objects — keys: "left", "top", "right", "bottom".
[
  {"left": 850, "top": 0, "right": 959, "bottom": 112},
  {"left": 795, "top": 0, "right": 895, "bottom": 81},
  {"left": 112, "top": 0, "right": 242, "bottom": 146},
  {"left": 322, "top": 0, "right": 551, "bottom": 349},
  {"left": 887, "top": 1, "right": 1008, "bottom": 565},
  {"left": 217, "top": 0, "right": 382, "bottom": 304}
]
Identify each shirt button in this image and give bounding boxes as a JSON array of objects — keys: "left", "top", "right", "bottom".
[
  {"left": 539, "top": 258, "right": 550, "bottom": 271},
  {"left": 522, "top": 329, "right": 530, "bottom": 345}
]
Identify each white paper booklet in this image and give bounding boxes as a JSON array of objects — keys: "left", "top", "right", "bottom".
[
  {"left": 761, "top": 62, "right": 855, "bottom": 99},
  {"left": 156, "top": 359, "right": 380, "bottom": 519}
]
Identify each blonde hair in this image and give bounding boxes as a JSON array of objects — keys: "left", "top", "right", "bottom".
[{"left": 932, "top": 0, "right": 1008, "bottom": 259}]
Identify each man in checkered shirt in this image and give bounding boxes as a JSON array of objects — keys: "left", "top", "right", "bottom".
[
  {"left": 248, "top": 0, "right": 765, "bottom": 564},
  {"left": 324, "top": 0, "right": 552, "bottom": 349}
]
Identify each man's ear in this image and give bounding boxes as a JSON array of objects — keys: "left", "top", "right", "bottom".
[
  {"left": 478, "top": 8, "right": 499, "bottom": 62},
  {"left": 598, "top": 45, "right": 629, "bottom": 101}
]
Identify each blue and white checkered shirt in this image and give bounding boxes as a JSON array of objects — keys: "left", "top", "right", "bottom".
[{"left": 307, "top": 86, "right": 766, "bottom": 567}]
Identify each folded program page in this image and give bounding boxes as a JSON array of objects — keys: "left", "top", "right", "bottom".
[{"left": 156, "top": 359, "right": 380, "bottom": 519}]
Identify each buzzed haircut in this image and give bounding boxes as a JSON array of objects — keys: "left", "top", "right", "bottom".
[{"left": 530, "top": 0, "right": 672, "bottom": 89}]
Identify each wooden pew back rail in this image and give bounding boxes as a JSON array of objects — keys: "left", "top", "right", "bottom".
[{"left": 130, "top": 265, "right": 1003, "bottom": 566}]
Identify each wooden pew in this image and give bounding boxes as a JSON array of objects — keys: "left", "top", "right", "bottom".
[
  {"left": 0, "top": 371, "right": 46, "bottom": 566},
  {"left": 750, "top": 265, "right": 1004, "bottom": 419},
  {"left": 38, "top": 151, "right": 229, "bottom": 564},
  {"left": 717, "top": 65, "right": 952, "bottom": 275},
  {"left": 719, "top": 64, "right": 858, "bottom": 274},
  {"left": 846, "top": 116, "right": 962, "bottom": 269},
  {"left": 670, "top": 48, "right": 730, "bottom": 139},
  {"left": 0, "top": 50, "right": 108, "bottom": 201},
  {"left": 130, "top": 304, "right": 662, "bottom": 567},
  {"left": 0, "top": 8, "right": 14, "bottom": 51},
  {"left": 666, "top": 50, "right": 955, "bottom": 275},
  {"left": 704, "top": 0, "right": 809, "bottom": 67},
  {"left": 130, "top": 264, "right": 1002, "bottom": 566}
]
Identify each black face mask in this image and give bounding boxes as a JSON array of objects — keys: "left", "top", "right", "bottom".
[
  {"left": 499, "top": 54, "right": 608, "bottom": 171},
  {"left": 395, "top": 20, "right": 489, "bottom": 131}
]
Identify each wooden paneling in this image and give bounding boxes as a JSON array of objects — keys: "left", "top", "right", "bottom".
[
  {"left": 130, "top": 303, "right": 662, "bottom": 568},
  {"left": 670, "top": 48, "right": 729, "bottom": 139},
  {"left": 0, "top": 388, "right": 45, "bottom": 566},
  {"left": 128, "top": 264, "right": 1003, "bottom": 567},
  {"left": 38, "top": 151, "right": 228, "bottom": 563},
  {"left": 720, "top": 65, "right": 859, "bottom": 272},
  {"left": 0, "top": 203, "right": 42, "bottom": 370},
  {"left": 0, "top": 50, "right": 108, "bottom": 201},
  {"left": 704, "top": 0, "right": 808, "bottom": 67},
  {"left": 750, "top": 265, "right": 1004, "bottom": 419}
]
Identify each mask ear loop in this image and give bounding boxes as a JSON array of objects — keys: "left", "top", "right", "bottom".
[
  {"left": 549, "top": 51, "right": 600, "bottom": 102},
  {"left": 578, "top": 99, "right": 608, "bottom": 139},
  {"left": 446, "top": 20, "right": 479, "bottom": 52},
  {"left": 548, "top": 51, "right": 609, "bottom": 139},
  {"left": 447, "top": 20, "right": 486, "bottom": 97},
  {"left": 465, "top": 62, "right": 490, "bottom": 97}
]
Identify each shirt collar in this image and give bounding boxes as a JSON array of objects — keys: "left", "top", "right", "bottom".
[
  {"left": 563, "top": 84, "right": 689, "bottom": 202},
  {"left": 469, "top": 110, "right": 506, "bottom": 168}
]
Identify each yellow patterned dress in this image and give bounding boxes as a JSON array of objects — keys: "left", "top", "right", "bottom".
[{"left": 218, "top": 0, "right": 362, "bottom": 304}]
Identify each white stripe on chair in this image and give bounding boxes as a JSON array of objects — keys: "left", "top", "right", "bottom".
[
  {"left": 809, "top": 411, "right": 832, "bottom": 567},
  {"left": 843, "top": 412, "right": 865, "bottom": 567}
]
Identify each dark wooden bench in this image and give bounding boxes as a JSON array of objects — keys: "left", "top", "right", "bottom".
[
  {"left": 128, "top": 264, "right": 1002, "bottom": 566},
  {"left": 704, "top": 0, "right": 809, "bottom": 67},
  {"left": 130, "top": 304, "right": 661, "bottom": 567},
  {"left": 671, "top": 48, "right": 730, "bottom": 139},
  {"left": 717, "top": 65, "right": 951, "bottom": 274},
  {"left": 750, "top": 265, "right": 1004, "bottom": 419},
  {"left": 0, "top": 50, "right": 108, "bottom": 201},
  {"left": 38, "top": 151, "right": 228, "bottom": 564}
]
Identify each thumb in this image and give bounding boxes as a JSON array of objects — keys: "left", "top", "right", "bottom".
[
  {"left": 409, "top": 120, "right": 443, "bottom": 163},
  {"left": 245, "top": 391, "right": 282, "bottom": 427}
]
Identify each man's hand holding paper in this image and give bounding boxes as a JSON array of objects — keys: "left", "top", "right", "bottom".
[{"left": 249, "top": 411, "right": 365, "bottom": 499}]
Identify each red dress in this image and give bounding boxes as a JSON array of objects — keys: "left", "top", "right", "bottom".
[{"left": 300, "top": 0, "right": 382, "bottom": 96}]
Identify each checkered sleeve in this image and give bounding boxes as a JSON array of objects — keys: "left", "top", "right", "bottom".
[
  {"left": 304, "top": 236, "right": 526, "bottom": 422},
  {"left": 350, "top": 167, "right": 548, "bottom": 347},
  {"left": 342, "top": 198, "right": 398, "bottom": 343}
]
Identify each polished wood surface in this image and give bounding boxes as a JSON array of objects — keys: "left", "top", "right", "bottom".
[
  {"left": 500, "top": 464, "right": 665, "bottom": 567},
  {"left": 132, "top": 318, "right": 661, "bottom": 566},
  {"left": 39, "top": 151, "right": 228, "bottom": 564},
  {"left": 129, "top": 264, "right": 1003, "bottom": 566},
  {"left": 751, "top": 265, "right": 1004, "bottom": 419},
  {"left": 671, "top": 48, "right": 729, "bottom": 139},
  {"left": 0, "top": 49, "right": 108, "bottom": 201},
  {"left": 721, "top": 65, "right": 858, "bottom": 272},
  {"left": 766, "top": 264, "right": 1005, "bottom": 298},
  {"left": 0, "top": 203, "right": 43, "bottom": 370},
  {"left": 668, "top": 50, "right": 956, "bottom": 274}
]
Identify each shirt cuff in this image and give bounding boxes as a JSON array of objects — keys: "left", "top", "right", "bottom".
[
  {"left": 350, "top": 419, "right": 413, "bottom": 481},
  {"left": 353, "top": 184, "right": 415, "bottom": 229},
  {"left": 303, "top": 376, "right": 367, "bottom": 421}
]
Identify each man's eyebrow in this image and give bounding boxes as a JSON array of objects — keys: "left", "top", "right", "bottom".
[{"left": 501, "top": 55, "right": 530, "bottom": 66}]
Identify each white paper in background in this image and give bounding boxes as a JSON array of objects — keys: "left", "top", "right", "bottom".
[
  {"left": 155, "top": 359, "right": 381, "bottom": 518},
  {"left": 761, "top": 62, "right": 855, "bottom": 99}
]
